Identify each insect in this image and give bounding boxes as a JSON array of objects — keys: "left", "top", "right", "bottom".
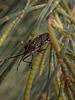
[{"left": 0, "top": 33, "right": 50, "bottom": 70}]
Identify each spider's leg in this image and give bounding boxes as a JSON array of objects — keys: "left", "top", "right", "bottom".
[
  {"left": 37, "top": 49, "right": 46, "bottom": 52},
  {"left": 0, "top": 53, "right": 24, "bottom": 63},
  {"left": 29, "top": 54, "right": 33, "bottom": 68},
  {"left": 22, "top": 54, "right": 32, "bottom": 64},
  {"left": 22, "top": 54, "right": 33, "bottom": 69},
  {"left": 17, "top": 55, "right": 25, "bottom": 71}
]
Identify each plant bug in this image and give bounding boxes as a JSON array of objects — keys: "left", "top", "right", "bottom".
[{"left": 0, "top": 33, "right": 50, "bottom": 70}]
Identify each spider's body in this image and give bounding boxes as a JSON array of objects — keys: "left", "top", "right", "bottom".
[{"left": 24, "top": 33, "right": 50, "bottom": 55}]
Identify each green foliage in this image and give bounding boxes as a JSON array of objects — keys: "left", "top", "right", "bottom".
[{"left": 0, "top": 0, "right": 75, "bottom": 100}]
